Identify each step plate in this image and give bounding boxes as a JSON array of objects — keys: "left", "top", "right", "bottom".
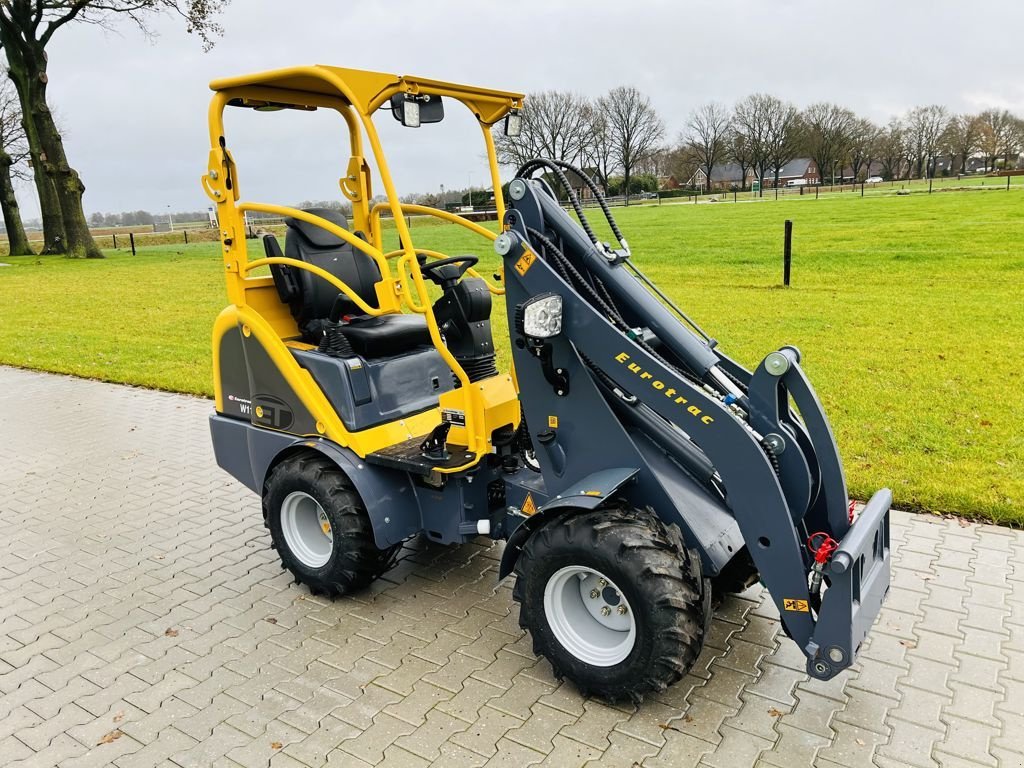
[{"left": 366, "top": 436, "right": 475, "bottom": 475}]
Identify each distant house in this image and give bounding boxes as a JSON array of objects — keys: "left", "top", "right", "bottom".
[
  {"left": 763, "top": 158, "right": 818, "bottom": 187},
  {"left": 683, "top": 163, "right": 756, "bottom": 191},
  {"left": 837, "top": 160, "right": 885, "bottom": 182},
  {"left": 543, "top": 166, "right": 603, "bottom": 199}
]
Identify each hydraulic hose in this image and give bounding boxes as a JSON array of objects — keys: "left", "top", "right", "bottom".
[{"left": 516, "top": 158, "right": 628, "bottom": 254}]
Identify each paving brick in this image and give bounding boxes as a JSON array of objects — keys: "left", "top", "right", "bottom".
[
  {"left": 337, "top": 712, "right": 416, "bottom": 764},
  {"left": 2, "top": 367, "right": 1022, "bottom": 768},
  {"left": 396, "top": 708, "right": 471, "bottom": 762},
  {"left": 559, "top": 699, "right": 632, "bottom": 751},
  {"left": 877, "top": 716, "right": 946, "bottom": 768},
  {"left": 282, "top": 714, "right": 361, "bottom": 767}
]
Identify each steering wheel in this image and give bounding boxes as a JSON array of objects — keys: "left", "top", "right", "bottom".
[{"left": 418, "top": 254, "right": 479, "bottom": 285}]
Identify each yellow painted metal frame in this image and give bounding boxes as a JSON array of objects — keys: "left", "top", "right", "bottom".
[{"left": 204, "top": 65, "right": 524, "bottom": 471}]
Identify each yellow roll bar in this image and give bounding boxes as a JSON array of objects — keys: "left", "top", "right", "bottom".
[{"left": 205, "top": 65, "right": 524, "bottom": 468}]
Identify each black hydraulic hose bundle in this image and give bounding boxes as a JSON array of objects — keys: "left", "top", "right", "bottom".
[{"left": 515, "top": 159, "right": 713, "bottom": 343}]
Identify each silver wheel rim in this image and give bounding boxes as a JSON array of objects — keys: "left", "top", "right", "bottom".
[
  {"left": 543, "top": 565, "right": 637, "bottom": 667},
  {"left": 280, "top": 491, "right": 333, "bottom": 568}
]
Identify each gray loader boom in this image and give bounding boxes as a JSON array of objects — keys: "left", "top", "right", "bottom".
[{"left": 495, "top": 160, "right": 891, "bottom": 680}]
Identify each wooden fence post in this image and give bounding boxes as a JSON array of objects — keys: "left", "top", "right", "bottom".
[{"left": 129, "top": 232, "right": 136, "bottom": 256}]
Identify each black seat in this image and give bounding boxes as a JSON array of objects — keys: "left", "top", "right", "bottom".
[{"left": 266, "top": 208, "right": 431, "bottom": 357}]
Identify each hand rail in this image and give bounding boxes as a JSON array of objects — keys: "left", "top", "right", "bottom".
[
  {"left": 243, "top": 256, "right": 382, "bottom": 317},
  {"left": 368, "top": 202, "right": 498, "bottom": 248}
]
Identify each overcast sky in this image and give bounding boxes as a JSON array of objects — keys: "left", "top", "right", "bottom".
[{"left": 23, "top": 0, "right": 1024, "bottom": 217}]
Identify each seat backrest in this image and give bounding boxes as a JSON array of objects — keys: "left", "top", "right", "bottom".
[{"left": 283, "top": 208, "right": 381, "bottom": 325}]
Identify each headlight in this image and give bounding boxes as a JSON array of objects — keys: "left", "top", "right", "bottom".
[
  {"left": 517, "top": 293, "right": 563, "bottom": 339},
  {"left": 504, "top": 110, "right": 522, "bottom": 137},
  {"left": 402, "top": 98, "right": 421, "bottom": 128}
]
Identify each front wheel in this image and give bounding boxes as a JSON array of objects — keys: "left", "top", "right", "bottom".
[
  {"left": 513, "top": 505, "right": 709, "bottom": 702},
  {"left": 263, "top": 453, "right": 399, "bottom": 596}
]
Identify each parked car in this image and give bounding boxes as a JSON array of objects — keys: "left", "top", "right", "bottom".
[{"left": 865, "top": 176, "right": 884, "bottom": 183}]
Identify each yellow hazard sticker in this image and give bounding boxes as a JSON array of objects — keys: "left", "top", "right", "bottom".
[
  {"left": 584, "top": 491, "right": 602, "bottom": 497},
  {"left": 784, "top": 598, "right": 810, "bottom": 612},
  {"left": 514, "top": 250, "right": 536, "bottom": 276},
  {"left": 547, "top": 415, "right": 559, "bottom": 428},
  {"left": 521, "top": 493, "right": 537, "bottom": 516}
]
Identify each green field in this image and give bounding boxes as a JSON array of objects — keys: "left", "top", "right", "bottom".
[{"left": 1, "top": 191, "right": 1021, "bottom": 523}]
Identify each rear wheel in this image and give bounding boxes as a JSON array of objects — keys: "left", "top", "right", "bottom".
[
  {"left": 513, "top": 505, "right": 709, "bottom": 702},
  {"left": 263, "top": 453, "right": 399, "bottom": 596}
]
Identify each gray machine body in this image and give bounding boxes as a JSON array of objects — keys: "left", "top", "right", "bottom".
[{"left": 292, "top": 347, "right": 454, "bottom": 432}]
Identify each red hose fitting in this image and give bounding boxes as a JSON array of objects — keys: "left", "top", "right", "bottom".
[
  {"left": 848, "top": 500, "right": 857, "bottom": 523},
  {"left": 807, "top": 532, "right": 839, "bottom": 565}
]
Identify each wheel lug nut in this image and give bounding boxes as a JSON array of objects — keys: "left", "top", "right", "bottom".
[
  {"left": 601, "top": 606, "right": 611, "bottom": 616},
  {"left": 598, "top": 579, "right": 607, "bottom": 587},
  {"left": 617, "top": 605, "right": 628, "bottom": 615},
  {"left": 589, "top": 589, "right": 600, "bottom": 599}
]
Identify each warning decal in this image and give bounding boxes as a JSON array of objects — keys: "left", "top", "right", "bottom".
[
  {"left": 521, "top": 493, "right": 537, "bottom": 516},
  {"left": 783, "top": 598, "right": 810, "bottom": 612}
]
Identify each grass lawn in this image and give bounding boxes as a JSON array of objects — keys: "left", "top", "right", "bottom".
[{"left": 1, "top": 191, "right": 1021, "bottom": 523}]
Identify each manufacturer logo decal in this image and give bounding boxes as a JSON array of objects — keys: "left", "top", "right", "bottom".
[
  {"left": 227, "top": 393, "right": 252, "bottom": 416},
  {"left": 614, "top": 352, "right": 715, "bottom": 426},
  {"left": 252, "top": 394, "right": 294, "bottom": 430}
]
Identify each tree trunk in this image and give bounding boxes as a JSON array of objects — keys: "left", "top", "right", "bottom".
[
  {"left": 4, "top": 66, "right": 64, "bottom": 253},
  {"left": 6, "top": 40, "right": 102, "bottom": 258},
  {"left": 0, "top": 150, "right": 32, "bottom": 256},
  {"left": 623, "top": 166, "right": 631, "bottom": 205}
]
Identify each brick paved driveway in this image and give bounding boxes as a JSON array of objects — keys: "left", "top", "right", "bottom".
[{"left": 1, "top": 366, "right": 1022, "bottom": 768}]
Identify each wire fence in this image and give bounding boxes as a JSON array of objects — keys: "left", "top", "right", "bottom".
[
  {"left": 596, "top": 173, "right": 1024, "bottom": 208},
  {"left": 3, "top": 173, "right": 1019, "bottom": 258}
]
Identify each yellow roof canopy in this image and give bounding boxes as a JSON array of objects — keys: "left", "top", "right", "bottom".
[{"left": 209, "top": 64, "right": 524, "bottom": 125}]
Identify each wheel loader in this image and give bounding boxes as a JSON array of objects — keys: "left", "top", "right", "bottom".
[{"left": 204, "top": 65, "right": 892, "bottom": 701}]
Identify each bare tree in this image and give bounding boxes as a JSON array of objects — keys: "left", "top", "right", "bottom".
[
  {"left": 583, "top": 109, "right": 615, "bottom": 192},
  {"left": 801, "top": 103, "right": 856, "bottom": 186},
  {"left": 725, "top": 129, "right": 754, "bottom": 190},
  {"left": 904, "top": 105, "right": 950, "bottom": 178},
  {"left": 494, "top": 91, "right": 594, "bottom": 170},
  {"left": 1009, "top": 117, "right": 1024, "bottom": 169},
  {"left": 0, "top": 71, "right": 30, "bottom": 255},
  {"left": 636, "top": 145, "right": 671, "bottom": 178},
  {"left": 734, "top": 94, "right": 800, "bottom": 194},
  {"left": 733, "top": 95, "right": 769, "bottom": 191},
  {"left": 0, "top": 1, "right": 229, "bottom": 258},
  {"left": 762, "top": 96, "right": 803, "bottom": 189},
  {"left": 684, "top": 102, "right": 730, "bottom": 193},
  {"left": 944, "top": 114, "right": 981, "bottom": 174},
  {"left": 874, "top": 119, "right": 906, "bottom": 180},
  {"left": 598, "top": 86, "right": 664, "bottom": 202},
  {"left": 848, "top": 118, "right": 880, "bottom": 182},
  {"left": 977, "top": 108, "right": 1024, "bottom": 171}
]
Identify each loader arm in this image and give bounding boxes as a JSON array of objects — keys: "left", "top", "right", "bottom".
[{"left": 498, "top": 168, "right": 891, "bottom": 679}]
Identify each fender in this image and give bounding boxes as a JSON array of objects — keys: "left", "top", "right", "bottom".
[
  {"left": 499, "top": 467, "right": 639, "bottom": 579},
  {"left": 209, "top": 414, "right": 420, "bottom": 549}
]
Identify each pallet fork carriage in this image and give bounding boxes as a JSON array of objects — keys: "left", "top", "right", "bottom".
[{"left": 205, "top": 64, "right": 892, "bottom": 701}]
